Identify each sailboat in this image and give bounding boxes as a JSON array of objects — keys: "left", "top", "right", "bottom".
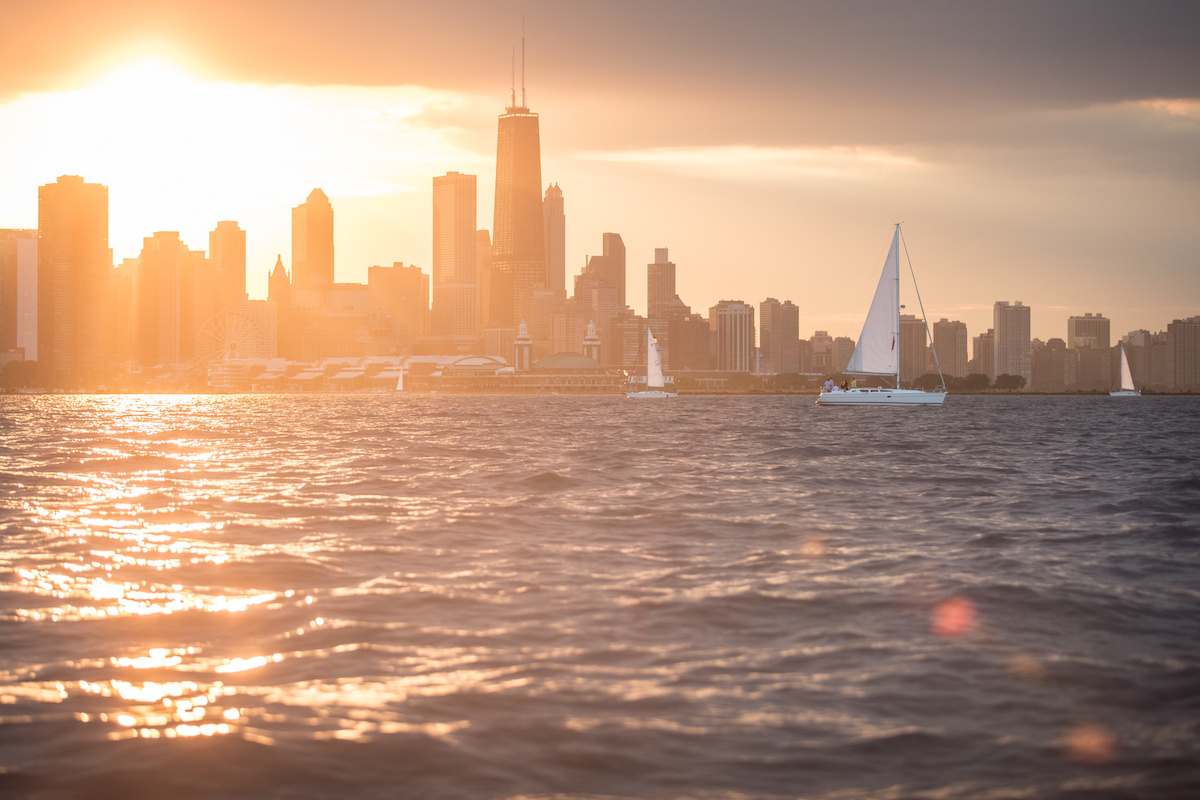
[
  {"left": 817, "top": 224, "right": 947, "bottom": 406},
  {"left": 1110, "top": 343, "right": 1141, "bottom": 397},
  {"left": 627, "top": 326, "right": 677, "bottom": 399}
]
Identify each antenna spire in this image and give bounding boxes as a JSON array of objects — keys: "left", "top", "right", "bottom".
[
  {"left": 521, "top": 17, "right": 527, "bottom": 107},
  {"left": 510, "top": 46, "right": 515, "bottom": 108}
]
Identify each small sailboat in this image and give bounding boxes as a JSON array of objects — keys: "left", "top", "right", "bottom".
[
  {"left": 817, "top": 224, "right": 947, "bottom": 406},
  {"left": 627, "top": 326, "right": 677, "bottom": 399},
  {"left": 1110, "top": 343, "right": 1141, "bottom": 397}
]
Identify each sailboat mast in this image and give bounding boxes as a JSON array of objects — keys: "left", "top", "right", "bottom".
[{"left": 894, "top": 223, "right": 901, "bottom": 389}]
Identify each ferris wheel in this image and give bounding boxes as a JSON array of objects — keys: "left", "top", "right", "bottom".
[{"left": 196, "top": 309, "right": 266, "bottom": 362}]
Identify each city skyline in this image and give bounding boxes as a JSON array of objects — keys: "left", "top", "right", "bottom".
[{"left": 0, "top": 2, "right": 1197, "bottom": 344}]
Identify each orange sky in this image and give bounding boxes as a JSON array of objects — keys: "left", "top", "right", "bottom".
[{"left": 1, "top": 0, "right": 1197, "bottom": 342}]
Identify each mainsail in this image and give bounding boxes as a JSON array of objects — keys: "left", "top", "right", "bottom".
[
  {"left": 1119, "top": 344, "right": 1136, "bottom": 392},
  {"left": 646, "top": 327, "right": 665, "bottom": 389},
  {"left": 845, "top": 227, "right": 900, "bottom": 377}
]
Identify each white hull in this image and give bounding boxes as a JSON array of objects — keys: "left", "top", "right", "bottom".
[
  {"left": 627, "top": 390, "right": 677, "bottom": 399},
  {"left": 1109, "top": 390, "right": 1141, "bottom": 397},
  {"left": 817, "top": 388, "right": 946, "bottom": 406}
]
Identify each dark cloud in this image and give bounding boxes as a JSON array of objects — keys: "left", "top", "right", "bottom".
[
  {"left": 2, "top": 0, "right": 1197, "bottom": 170},
  {"left": 4, "top": 1, "right": 1196, "bottom": 103}
]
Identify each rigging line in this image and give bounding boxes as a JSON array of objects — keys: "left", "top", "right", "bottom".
[{"left": 899, "top": 226, "right": 946, "bottom": 391}]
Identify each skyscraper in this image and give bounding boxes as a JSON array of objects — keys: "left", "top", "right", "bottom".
[
  {"left": 543, "top": 183, "right": 565, "bottom": 296},
  {"left": 0, "top": 229, "right": 37, "bottom": 359},
  {"left": 993, "top": 301, "right": 1031, "bottom": 386},
  {"left": 292, "top": 188, "right": 334, "bottom": 290},
  {"left": 210, "top": 221, "right": 247, "bottom": 310},
  {"left": 932, "top": 318, "right": 969, "bottom": 378},
  {"left": 38, "top": 175, "right": 111, "bottom": 386},
  {"left": 1067, "top": 313, "right": 1110, "bottom": 350},
  {"left": 432, "top": 172, "right": 478, "bottom": 338},
  {"left": 648, "top": 248, "right": 676, "bottom": 321},
  {"left": 972, "top": 328, "right": 995, "bottom": 379},
  {"left": 492, "top": 68, "right": 545, "bottom": 327},
  {"left": 710, "top": 300, "right": 756, "bottom": 372},
  {"left": 136, "top": 231, "right": 187, "bottom": 367},
  {"left": 898, "top": 314, "right": 927, "bottom": 383}
]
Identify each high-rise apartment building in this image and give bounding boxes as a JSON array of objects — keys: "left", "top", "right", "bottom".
[
  {"left": 932, "top": 318, "right": 969, "bottom": 378},
  {"left": 972, "top": 328, "right": 995, "bottom": 380},
  {"left": 832, "top": 336, "right": 855, "bottom": 374},
  {"left": 1067, "top": 311, "right": 1112, "bottom": 390},
  {"left": 210, "top": 221, "right": 247, "bottom": 310},
  {"left": 368, "top": 263, "right": 429, "bottom": 354},
  {"left": 1067, "top": 313, "right": 1110, "bottom": 350},
  {"left": 492, "top": 87, "right": 545, "bottom": 327},
  {"left": 0, "top": 229, "right": 37, "bottom": 359},
  {"left": 579, "top": 233, "right": 627, "bottom": 310},
  {"left": 292, "top": 188, "right": 334, "bottom": 290},
  {"left": 899, "top": 314, "right": 927, "bottom": 383},
  {"left": 476, "top": 230, "right": 494, "bottom": 334},
  {"left": 993, "top": 301, "right": 1031, "bottom": 386},
  {"left": 543, "top": 183, "right": 565, "bottom": 296},
  {"left": 648, "top": 249, "right": 677, "bottom": 322},
  {"left": 810, "top": 330, "right": 834, "bottom": 373},
  {"left": 710, "top": 300, "right": 755, "bottom": 372},
  {"left": 136, "top": 232, "right": 187, "bottom": 367},
  {"left": 38, "top": 175, "right": 111, "bottom": 386},
  {"left": 759, "top": 297, "right": 800, "bottom": 374},
  {"left": 432, "top": 172, "right": 478, "bottom": 339},
  {"left": 1167, "top": 316, "right": 1200, "bottom": 390}
]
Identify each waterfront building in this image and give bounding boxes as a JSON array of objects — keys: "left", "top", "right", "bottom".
[
  {"left": 292, "top": 189, "right": 334, "bottom": 290},
  {"left": 993, "top": 301, "right": 1031, "bottom": 386},
  {"left": 210, "top": 221, "right": 246, "bottom": 310},
  {"left": 1067, "top": 312, "right": 1110, "bottom": 350},
  {"left": 1031, "top": 338, "right": 1077, "bottom": 392},
  {"left": 492, "top": 81, "right": 545, "bottom": 327},
  {"left": 758, "top": 297, "right": 797, "bottom": 374},
  {"left": 648, "top": 249, "right": 677, "bottom": 322},
  {"left": 899, "top": 314, "right": 927, "bottom": 384},
  {"left": 668, "top": 313, "right": 712, "bottom": 371},
  {"left": 970, "top": 329, "right": 995, "bottom": 380},
  {"left": 543, "top": 183, "right": 565, "bottom": 296},
  {"left": 810, "top": 330, "right": 833, "bottom": 373},
  {"left": 0, "top": 229, "right": 37, "bottom": 360},
  {"left": 136, "top": 232, "right": 188, "bottom": 367},
  {"left": 1167, "top": 316, "right": 1200, "bottom": 390},
  {"left": 932, "top": 318, "right": 969, "bottom": 378},
  {"left": 432, "top": 172, "right": 479, "bottom": 340},
  {"left": 710, "top": 300, "right": 755, "bottom": 373},
  {"left": 37, "top": 175, "right": 111, "bottom": 386},
  {"left": 368, "top": 263, "right": 429, "bottom": 355},
  {"left": 1067, "top": 311, "right": 1112, "bottom": 390},
  {"left": 268, "top": 256, "right": 292, "bottom": 358},
  {"left": 832, "top": 336, "right": 855, "bottom": 375}
]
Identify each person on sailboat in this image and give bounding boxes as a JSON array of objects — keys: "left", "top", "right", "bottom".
[{"left": 824, "top": 378, "right": 834, "bottom": 393}]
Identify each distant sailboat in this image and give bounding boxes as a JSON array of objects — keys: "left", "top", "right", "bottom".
[
  {"left": 817, "top": 224, "right": 947, "bottom": 406},
  {"left": 627, "top": 327, "right": 677, "bottom": 399},
  {"left": 1110, "top": 343, "right": 1141, "bottom": 397},
  {"left": 395, "top": 367, "right": 406, "bottom": 393}
]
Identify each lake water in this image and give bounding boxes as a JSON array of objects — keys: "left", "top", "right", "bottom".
[{"left": 1, "top": 394, "right": 1198, "bottom": 799}]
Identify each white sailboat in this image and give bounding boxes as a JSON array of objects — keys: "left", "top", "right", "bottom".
[
  {"left": 627, "top": 327, "right": 677, "bottom": 399},
  {"left": 1110, "top": 343, "right": 1141, "bottom": 397},
  {"left": 817, "top": 224, "right": 947, "bottom": 406}
]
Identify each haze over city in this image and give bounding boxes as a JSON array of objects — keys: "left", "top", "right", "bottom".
[{"left": 2, "top": 0, "right": 1198, "bottom": 342}]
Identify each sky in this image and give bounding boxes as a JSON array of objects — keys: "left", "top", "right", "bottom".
[{"left": 0, "top": 0, "right": 1197, "bottom": 342}]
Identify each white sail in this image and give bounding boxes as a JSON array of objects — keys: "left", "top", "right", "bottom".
[
  {"left": 845, "top": 228, "right": 900, "bottom": 376},
  {"left": 1119, "top": 344, "right": 1136, "bottom": 391},
  {"left": 646, "top": 327, "right": 665, "bottom": 389}
]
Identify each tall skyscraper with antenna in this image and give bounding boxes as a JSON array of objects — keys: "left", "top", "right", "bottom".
[{"left": 491, "top": 35, "right": 545, "bottom": 329}]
